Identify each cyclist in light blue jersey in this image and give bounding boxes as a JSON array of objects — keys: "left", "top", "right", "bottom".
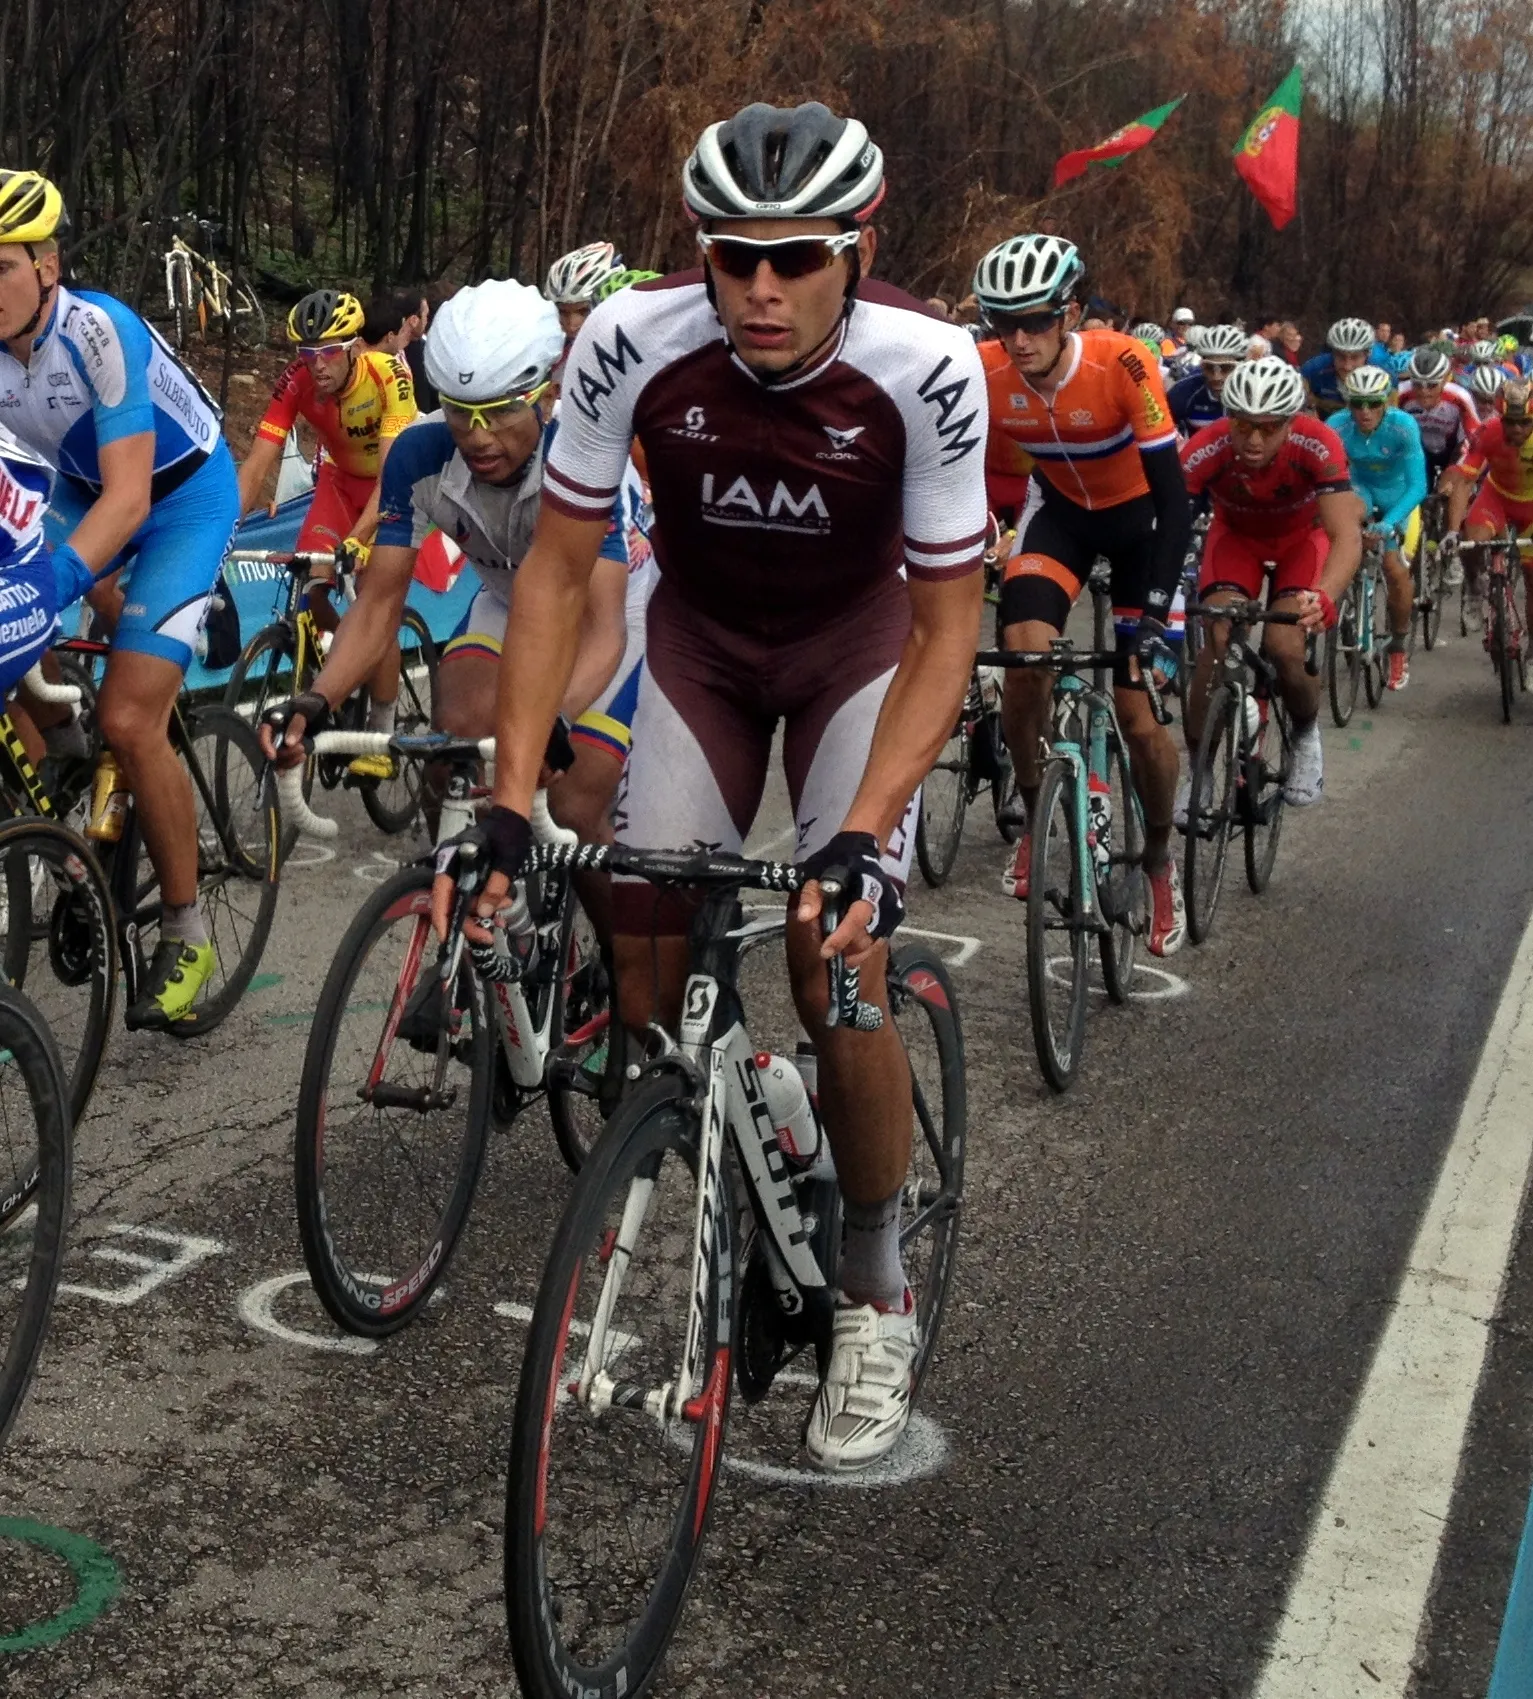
[
  {"left": 1333, "top": 364, "right": 1428, "bottom": 691},
  {"left": 0, "top": 171, "right": 240, "bottom": 1028}
]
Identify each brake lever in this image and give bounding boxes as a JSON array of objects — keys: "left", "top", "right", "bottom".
[{"left": 817, "top": 872, "right": 884, "bottom": 1033}]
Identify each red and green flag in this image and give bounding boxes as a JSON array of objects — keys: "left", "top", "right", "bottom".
[
  {"left": 1050, "top": 96, "right": 1185, "bottom": 190},
  {"left": 1234, "top": 65, "right": 1303, "bottom": 229}
]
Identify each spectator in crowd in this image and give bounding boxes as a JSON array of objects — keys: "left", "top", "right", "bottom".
[
  {"left": 363, "top": 287, "right": 441, "bottom": 411},
  {"left": 1277, "top": 321, "right": 1303, "bottom": 364}
]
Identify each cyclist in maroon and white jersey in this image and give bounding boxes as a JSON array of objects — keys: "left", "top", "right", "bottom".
[{"left": 438, "top": 102, "right": 987, "bottom": 1472}]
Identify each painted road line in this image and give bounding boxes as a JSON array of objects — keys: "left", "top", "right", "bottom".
[
  {"left": 53, "top": 1225, "right": 225, "bottom": 1308},
  {"left": 0, "top": 1518, "right": 119, "bottom": 1653},
  {"left": 1489, "top": 1486, "right": 1533, "bottom": 1696},
  {"left": 238, "top": 1272, "right": 378, "bottom": 1356},
  {"left": 1251, "top": 904, "right": 1533, "bottom": 1698}
]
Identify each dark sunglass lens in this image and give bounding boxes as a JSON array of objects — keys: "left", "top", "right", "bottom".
[
  {"left": 709, "top": 240, "right": 761, "bottom": 279},
  {"left": 769, "top": 241, "right": 833, "bottom": 279},
  {"left": 711, "top": 239, "right": 832, "bottom": 280}
]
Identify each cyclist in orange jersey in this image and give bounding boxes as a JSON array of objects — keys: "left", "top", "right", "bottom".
[{"left": 976, "top": 232, "right": 1192, "bottom": 956}]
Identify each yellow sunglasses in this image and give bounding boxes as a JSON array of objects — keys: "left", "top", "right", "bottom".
[{"left": 439, "top": 382, "right": 552, "bottom": 432}]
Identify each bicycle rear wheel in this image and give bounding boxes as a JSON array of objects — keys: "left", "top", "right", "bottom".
[
  {"left": 1098, "top": 729, "right": 1146, "bottom": 1004},
  {"left": 1244, "top": 693, "right": 1290, "bottom": 894},
  {"left": 505, "top": 1074, "right": 731, "bottom": 1699},
  {"left": 126, "top": 707, "right": 281, "bottom": 1036},
  {"left": 1494, "top": 586, "right": 1516, "bottom": 723},
  {"left": 1025, "top": 759, "right": 1088, "bottom": 1091},
  {"left": 0, "top": 820, "right": 116, "bottom": 1124},
  {"left": 0, "top": 984, "right": 72, "bottom": 1450},
  {"left": 1363, "top": 565, "right": 1389, "bottom": 708},
  {"left": 1185, "top": 685, "right": 1238, "bottom": 945},
  {"left": 545, "top": 882, "right": 611, "bottom": 1173},
  {"left": 888, "top": 943, "right": 965, "bottom": 1393},
  {"left": 1327, "top": 584, "right": 1361, "bottom": 727},
  {"left": 359, "top": 610, "right": 439, "bottom": 835},
  {"left": 294, "top": 863, "right": 492, "bottom": 1335},
  {"left": 915, "top": 687, "right": 972, "bottom": 887}
]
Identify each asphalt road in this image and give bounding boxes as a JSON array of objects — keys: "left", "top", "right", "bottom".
[{"left": 4, "top": 615, "right": 1533, "bottom": 1699}]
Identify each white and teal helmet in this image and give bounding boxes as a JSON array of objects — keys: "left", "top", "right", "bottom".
[
  {"left": 1222, "top": 355, "right": 1306, "bottom": 419},
  {"left": 1341, "top": 364, "right": 1393, "bottom": 402},
  {"left": 972, "top": 235, "right": 1086, "bottom": 318}
]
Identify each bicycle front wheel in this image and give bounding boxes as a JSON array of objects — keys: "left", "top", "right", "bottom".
[
  {"left": 1363, "top": 566, "right": 1390, "bottom": 709},
  {"left": 915, "top": 691, "right": 972, "bottom": 887},
  {"left": 1327, "top": 583, "right": 1361, "bottom": 727},
  {"left": 0, "top": 819, "right": 117, "bottom": 1124},
  {"left": 294, "top": 863, "right": 492, "bottom": 1335},
  {"left": 1185, "top": 685, "right": 1238, "bottom": 945},
  {"left": 889, "top": 942, "right": 965, "bottom": 1393},
  {"left": 359, "top": 609, "right": 438, "bottom": 835},
  {"left": 1244, "top": 694, "right": 1290, "bottom": 895},
  {"left": 545, "top": 884, "right": 611, "bottom": 1173},
  {"left": 505, "top": 1074, "right": 731, "bottom": 1699},
  {"left": 1494, "top": 589, "right": 1516, "bottom": 723},
  {"left": 0, "top": 984, "right": 72, "bottom": 1450},
  {"left": 1025, "top": 759, "right": 1089, "bottom": 1091},
  {"left": 1098, "top": 728, "right": 1146, "bottom": 1005}
]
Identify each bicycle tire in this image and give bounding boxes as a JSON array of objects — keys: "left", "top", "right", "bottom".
[
  {"left": 124, "top": 707, "right": 281, "bottom": 1037},
  {"left": 1097, "top": 727, "right": 1146, "bottom": 1005},
  {"left": 1326, "top": 582, "right": 1361, "bottom": 727},
  {"left": 224, "top": 621, "right": 315, "bottom": 830},
  {"left": 1244, "top": 692, "right": 1290, "bottom": 895},
  {"left": 1495, "top": 589, "right": 1516, "bottom": 723},
  {"left": 505, "top": 1073, "right": 731, "bottom": 1699},
  {"left": 915, "top": 689, "right": 972, "bottom": 887},
  {"left": 1025, "top": 759, "right": 1088, "bottom": 1091},
  {"left": 1185, "top": 685, "right": 1237, "bottom": 945},
  {"left": 546, "top": 883, "right": 612, "bottom": 1174},
  {"left": 888, "top": 941, "right": 966, "bottom": 1394},
  {"left": 0, "top": 819, "right": 116, "bottom": 1125},
  {"left": 986, "top": 711, "right": 1024, "bottom": 843},
  {"left": 1363, "top": 562, "right": 1389, "bottom": 709},
  {"left": 359, "top": 610, "right": 438, "bottom": 836},
  {"left": 0, "top": 983, "right": 73, "bottom": 1450},
  {"left": 294, "top": 862, "right": 492, "bottom": 1335}
]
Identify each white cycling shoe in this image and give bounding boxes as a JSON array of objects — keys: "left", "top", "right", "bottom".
[
  {"left": 804, "top": 1294, "right": 919, "bottom": 1472},
  {"left": 1284, "top": 720, "right": 1324, "bottom": 806}
]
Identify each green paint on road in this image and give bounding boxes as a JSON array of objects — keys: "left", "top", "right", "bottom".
[
  {"left": 246, "top": 973, "right": 284, "bottom": 994},
  {"left": 0, "top": 1517, "right": 119, "bottom": 1653},
  {"left": 1348, "top": 737, "right": 1364, "bottom": 750},
  {"left": 265, "top": 997, "right": 389, "bottom": 1029}
]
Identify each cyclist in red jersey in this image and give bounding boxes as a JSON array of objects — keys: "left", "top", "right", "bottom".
[
  {"left": 433, "top": 103, "right": 987, "bottom": 1473},
  {"left": 1180, "top": 357, "right": 1362, "bottom": 810},
  {"left": 1441, "top": 379, "right": 1533, "bottom": 620}
]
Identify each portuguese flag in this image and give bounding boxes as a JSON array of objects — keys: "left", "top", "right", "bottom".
[
  {"left": 1050, "top": 96, "right": 1185, "bottom": 190},
  {"left": 1234, "top": 66, "right": 1303, "bottom": 229}
]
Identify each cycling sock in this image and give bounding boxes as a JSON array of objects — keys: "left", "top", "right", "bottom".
[
  {"left": 838, "top": 1189, "right": 906, "bottom": 1310},
  {"left": 367, "top": 696, "right": 397, "bottom": 734},
  {"left": 162, "top": 903, "right": 209, "bottom": 948}
]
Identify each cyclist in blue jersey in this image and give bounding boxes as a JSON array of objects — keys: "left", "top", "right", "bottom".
[
  {"left": 1333, "top": 364, "right": 1428, "bottom": 690},
  {"left": 1168, "top": 322, "right": 1248, "bottom": 435},
  {"left": 0, "top": 427, "right": 59, "bottom": 699},
  {"left": 0, "top": 171, "right": 240, "bottom": 1028},
  {"left": 1300, "top": 316, "right": 1374, "bottom": 419}
]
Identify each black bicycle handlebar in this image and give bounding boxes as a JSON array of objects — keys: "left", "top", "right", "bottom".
[
  {"left": 975, "top": 643, "right": 1173, "bottom": 725},
  {"left": 1185, "top": 601, "right": 1319, "bottom": 674}
]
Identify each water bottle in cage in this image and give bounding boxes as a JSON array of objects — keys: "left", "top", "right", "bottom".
[
  {"left": 1242, "top": 691, "right": 1261, "bottom": 746},
  {"left": 754, "top": 1050, "right": 824, "bottom": 1170},
  {"left": 1086, "top": 771, "right": 1113, "bottom": 869}
]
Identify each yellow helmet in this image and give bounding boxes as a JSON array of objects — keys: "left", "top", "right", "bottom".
[
  {"left": 0, "top": 171, "right": 66, "bottom": 246},
  {"left": 286, "top": 289, "right": 365, "bottom": 344}
]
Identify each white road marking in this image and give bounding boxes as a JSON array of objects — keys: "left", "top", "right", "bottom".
[
  {"left": 353, "top": 851, "right": 401, "bottom": 885},
  {"left": 237, "top": 1271, "right": 378, "bottom": 1356},
  {"left": 901, "top": 924, "right": 984, "bottom": 969},
  {"left": 283, "top": 839, "right": 337, "bottom": 871},
  {"left": 53, "top": 1225, "right": 224, "bottom": 1308},
  {"left": 1251, "top": 904, "right": 1533, "bottom": 1697},
  {"left": 743, "top": 824, "right": 797, "bottom": 859},
  {"left": 1044, "top": 955, "right": 1189, "bottom": 1000}
]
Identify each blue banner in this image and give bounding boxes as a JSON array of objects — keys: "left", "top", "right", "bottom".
[{"left": 185, "top": 494, "right": 476, "bottom": 693}]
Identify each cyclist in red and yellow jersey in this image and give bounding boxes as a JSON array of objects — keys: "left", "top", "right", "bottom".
[
  {"left": 976, "top": 232, "right": 1192, "bottom": 955},
  {"left": 237, "top": 289, "right": 417, "bottom": 774},
  {"left": 1442, "top": 378, "right": 1533, "bottom": 617}
]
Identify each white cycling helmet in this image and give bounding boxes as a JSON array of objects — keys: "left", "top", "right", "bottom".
[
  {"left": 544, "top": 241, "right": 625, "bottom": 306},
  {"left": 1200, "top": 323, "right": 1251, "bottom": 361},
  {"left": 682, "top": 102, "right": 884, "bottom": 222},
  {"left": 1326, "top": 316, "right": 1374, "bottom": 354},
  {"left": 424, "top": 279, "right": 565, "bottom": 402},
  {"left": 1129, "top": 321, "right": 1168, "bottom": 349},
  {"left": 1407, "top": 345, "right": 1452, "bottom": 384},
  {"left": 1222, "top": 355, "right": 1306, "bottom": 419},
  {"left": 1182, "top": 323, "right": 1207, "bottom": 351},
  {"left": 972, "top": 234, "right": 1086, "bottom": 317},
  {"left": 1471, "top": 363, "right": 1506, "bottom": 401},
  {"left": 1470, "top": 337, "right": 1502, "bottom": 365},
  {"left": 1342, "top": 364, "right": 1393, "bottom": 402}
]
